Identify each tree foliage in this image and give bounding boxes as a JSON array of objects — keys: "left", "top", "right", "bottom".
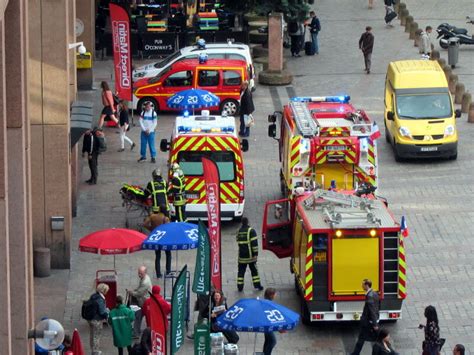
[{"left": 222, "top": 0, "right": 309, "bottom": 21}]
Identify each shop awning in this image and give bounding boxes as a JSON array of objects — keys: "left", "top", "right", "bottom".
[{"left": 70, "top": 101, "right": 93, "bottom": 148}]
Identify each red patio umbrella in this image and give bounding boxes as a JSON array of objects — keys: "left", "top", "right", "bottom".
[
  {"left": 79, "top": 228, "right": 146, "bottom": 268},
  {"left": 68, "top": 328, "right": 84, "bottom": 355}
]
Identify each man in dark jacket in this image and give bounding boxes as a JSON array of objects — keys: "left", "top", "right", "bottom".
[
  {"left": 238, "top": 81, "right": 255, "bottom": 137},
  {"left": 236, "top": 217, "right": 263, "bottom": 291},
  {"left": 350, "top": 278, "right": 380, "bottom": 355},
  {"left": 82, "top": 128, "right": 102, "bottom": 185},
  {"left": 308, "top": 11, "right": 321, "bottom": 55},
  {"left": 359, "top": 26, "right": 374, "bottom": 74}
]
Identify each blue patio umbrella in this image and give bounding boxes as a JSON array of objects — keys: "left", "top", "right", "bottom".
[
  {"left": 167, "top": 88, "right": 220, "bottom": 111},
  {"left": 216, "top": 298, "right": 300, "bottom": 352},
  {"left": 142, "top": 222, "right": 199, "bottom": 272}
]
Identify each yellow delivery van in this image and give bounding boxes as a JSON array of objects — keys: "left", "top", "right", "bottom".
[{"left": 384, "top": 60, "right": 460, "bottom": 161}]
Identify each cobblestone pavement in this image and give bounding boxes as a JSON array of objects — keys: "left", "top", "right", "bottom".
[{"left": 34, "top": 0, "right": 474, "bottom": 354}]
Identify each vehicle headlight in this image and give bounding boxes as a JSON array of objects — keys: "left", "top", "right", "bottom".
[
  {"left": 399, "top": 126, "right": 411, "bottom": 137},
  {"left": 444, "top": 125, "right": 455, "bottom": 137}
]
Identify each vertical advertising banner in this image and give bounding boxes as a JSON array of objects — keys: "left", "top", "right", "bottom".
[
  {"left": 149, "top": 294, "right": 167, "bottom": 355},
  {"left": 202, "top": 157, "right": 222, "bottom": 291},
  {"left": 171, "top": 265, "right": 187, "bottom": 354},
  {"left": 192, "top": 221, "right": 211, "bottom": 296},
  {"left": 109, "top": 3, "right": 132, "bottom": 101}
]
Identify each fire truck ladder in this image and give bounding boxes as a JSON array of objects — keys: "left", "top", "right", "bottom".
[
  {"left": 290, "top": 101, "right": 319, "bottom": 138},
  {"left": 311, "top": 190, "right": 382, "bottom": 228}
]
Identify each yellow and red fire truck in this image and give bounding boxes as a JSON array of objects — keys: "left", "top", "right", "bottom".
[
  {"left": 262, "top": 188, "right": 406, "bottom": 324},
  {"left": 160, "top": 112, "right": 248, "bottom": 220},
  {"left": 268, "top": 96, "right": 380, "bottom": 196}
]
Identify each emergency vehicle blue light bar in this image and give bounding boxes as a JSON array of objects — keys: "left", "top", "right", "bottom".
[{"left": 291, "top": 95, "right": 350, "bottom": 103}]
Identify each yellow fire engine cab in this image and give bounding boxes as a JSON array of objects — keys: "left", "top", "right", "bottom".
[
  {"left": 160, "top": 112, "right": 248, "bottom": 220},
  {"left": 262, "top": 188, "right": 406, "bottom": 324},
  {"left": 268, "top": 96, "right": 380, "bottom": 196}
]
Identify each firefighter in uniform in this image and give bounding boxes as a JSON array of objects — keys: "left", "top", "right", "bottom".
[
  {"left": 145, "top": 169, "right": 171, "bottom": 278},
  {"left": 168, "top": 163, "right": 187, "bottom": 222},
  {"left": 236, "top": 217, "right": 264, "bottom": 292},
  {"left": 145, "top": 169, "right": 169, "bottom": 214}
]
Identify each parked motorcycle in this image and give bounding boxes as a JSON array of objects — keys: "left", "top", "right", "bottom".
[{"left": 437, "top": 18, "right": 474, "bottom": 49}]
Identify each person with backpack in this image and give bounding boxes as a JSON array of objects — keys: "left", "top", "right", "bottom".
[
  {"left": 83, "top": 283, "right": 110, "bottom": 354},
  {"left": 138, "top": 101, "right": 158, "bottom": 163},
  {"left": 118, "top": 100, "right": 135, "bottom": 152},
  {"left": 109, "top": 295, "right": 135, "bottom": 355},
  {"left": 98, "top": 81, "right": 119, "bottom": 129},
  {"left": 308, "top": 11, "right": 321, "bottom": 55},
  {"left": 82, "top": 128, "right": 106, "bottom": 185}
]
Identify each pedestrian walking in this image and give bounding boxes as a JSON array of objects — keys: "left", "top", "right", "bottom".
[
  {"left": 238, "top": 81, "right": 255, "bottom": 137},
  {"left": 127, "top": 266, "right": 152, "bottom": 338},
  {"left": 87, "top": 283, "right": 110, "bottom": 355},
  {"left": 236, "top": 217, "right": 264, "bottom": 291},
  {"left": 98, "top": 81, "right": 119, "bottom": 128},
  {"left": 384, "top": 0, "right": 397, "bottom": 27},
  {"left": 117, "top": 101, "right": 135, "bottom": 152},
  {"left": 82, "top": 128, "right": 103, "bottom": 185},
  {"left": 420, "top": 26, "right": 433, "bottom": 57},
  {"left": 168, "top": 163, "right": 187, "bottom": 222},
  {"left": 143, "top": 206, "right": 172, "bottom": 278},
  {"left": 359, "top": 26, "right": 374, "bottom": 74},
  {"left": 109, "top": 295, "right": 135, "bottom": 355},
  {"left": 372, "top": 328, "right": 399, "bottom": 355},
  {"left": 210, "top": 290, "right": 240, "bottom": 344},
  {"left": 419, "top": 305, "right": 442, "bottom": 355},
  {"left": 288, "top": 19, "right": 304, "bottom": 57},
  {"left": 453, "top": 344, "right": 465, "bottom": 355},
  {"left": 142, "top": 285, "right": 171, "bottom": 329},
  {"left": 308, "top": 11, "right": 321, "bottom": 55},
  {"left": 263, "top": 287, "right": 278, "bottom": 354},
  {"left": 138, "top": 101, "right": 158, "bottom": 163},
  {"left": 350, "top": 279, "right": 379, "bottom": 355}
]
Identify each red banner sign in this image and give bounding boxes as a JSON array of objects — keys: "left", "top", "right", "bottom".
[
  {"left": 149, "top": 294, "right": 167, "bottom": 355},
  {"left": 110, "top": 4, "right": 132, "bottom": 101},
  {"left": 202, "top": 157, "right": 222, "bottom": 291}
]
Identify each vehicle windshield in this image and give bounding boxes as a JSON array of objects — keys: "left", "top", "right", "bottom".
[
  {"left": 154, "top": 50, "right": 182, "bottom": 69},
  {"left": 396, "top": 93, "right": 452, "bottom": 119},
  {"left": 177, "top": 151, "right": 236, "bottom": 182},
  {"left": 148, "top": 66, "right": 172, "bottom": 84}
]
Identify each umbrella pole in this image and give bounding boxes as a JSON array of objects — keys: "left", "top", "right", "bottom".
[
  {"left": 114, "top": 255, "right": 116, "bottom": 270},
  {"left": 175, "top": 250, "right": 178, "bottom": 272},
  {"left": 253, "top": 332, "right": 257, "bottom": 354}
]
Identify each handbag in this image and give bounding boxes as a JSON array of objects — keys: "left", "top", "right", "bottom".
[{"left": 244, "top": 114, "right": 255, "bottom": 127}]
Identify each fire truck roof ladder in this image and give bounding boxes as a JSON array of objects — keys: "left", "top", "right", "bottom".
[{"left": 290, "top": 101, "right": 319, "bottom": 138}]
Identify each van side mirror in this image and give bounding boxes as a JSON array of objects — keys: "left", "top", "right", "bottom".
[
  {"left": 455, "top": 109, "right": 462, "bottom": 118},
  {"left": 268, "top": 123, "right": 277, "bottom": 138},
  {"left": 241, "top": 139, "right": 249, "bottom": 152},
  {"left": 160, "top": 139, "right": 170, "bottom": 152},
  {"left": 387, "top": 111, "right": 395, "bottom": 121}
]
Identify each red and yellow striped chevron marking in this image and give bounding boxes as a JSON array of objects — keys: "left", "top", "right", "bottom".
[
  {"left": 169, "top": 135, "right": 244, "bottom": 204},
  {"left": 368, "top": 139, "right": 376, "bottom": 166},
  {"left": 289, "top": 136, "right": 301, "bottom": 170},
  {"left": 319, "top": 126, "right": 351, "bottom": 137},
  {"left": 398, "top": 235, "right": 407, "bottom": 299},
  {"left": 314, "top": 138, "right": 358, "bottom": 165},
  {"left": 354, "top": 165, "right": 376, "bottom": 187},
  {"left": 304, "top": 233, "right": 314, "bottom": 301}
]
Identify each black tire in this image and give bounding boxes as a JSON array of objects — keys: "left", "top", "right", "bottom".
[
  {"left": 300, "top": 297, "right": 311, "bottom": 326},
  {"left": 384, "top": 122, "right": 390, "bottom": 143},
  {"left": 137, "top": 97, "right": 158, "bottom": 113},
  {"left": 393, "top": 142, "right": 403, "bottom": 162},
  {"left": 439, "top": 39, "right": 449, "bottom": 49},
  {"left": 220, "top": 99, "right": 239, "bottom": 116},
  {"left": 448, "top": 152, "right": 458, "bottom": 160},
  {"left": 294, "top": 276, "right": 301, "bottom": 296}
]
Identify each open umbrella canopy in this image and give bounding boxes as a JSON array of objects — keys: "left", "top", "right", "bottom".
[
  {"left": 216, "top": 298, "right": 300, "bottom": 332},
  {"left": 79, "top": 228, "right": 147, "bottom": 255},
  {"left": 167, "top": 88, "right": 220, "bottom": 110},
  {"left": 142, "top": 222, "right": 199, "bottom": 251}
]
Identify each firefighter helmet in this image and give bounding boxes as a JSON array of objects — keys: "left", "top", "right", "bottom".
[{"left": 152, "top": 169, "right": 162, "bottom": 179}]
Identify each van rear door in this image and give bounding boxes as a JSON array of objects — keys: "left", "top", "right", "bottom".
[{"left": 262, "top": 199, "right": 293, "bottom": 258}]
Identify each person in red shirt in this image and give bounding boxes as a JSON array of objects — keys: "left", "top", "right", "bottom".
[
  {"left": 142, "top": 285, "right": 171, "bottom": 330},
  {"left": 98, "top": 81, "right": 119, "bottom": 128}
]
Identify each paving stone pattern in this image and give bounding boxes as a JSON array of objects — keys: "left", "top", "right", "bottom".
[{"left": 48, "top": 1, "right": 474, "bottom": 354}]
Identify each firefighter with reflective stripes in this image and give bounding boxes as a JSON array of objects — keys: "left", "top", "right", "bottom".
[
  {"left": 236, "top": 217, "right": 264, "bottom": 292},
  {"left": 168, "top": 163, "right": 187, "bottom": 222},
  {"left": 145, "top": 169, "right": 169, "bottom": 214}
]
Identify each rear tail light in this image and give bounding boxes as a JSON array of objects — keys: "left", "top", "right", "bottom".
[
  {"left": 389, "top": 312, "right": 400, "bottom": 319},
  {"left": 311, "top": 313, "right": 324, "bottom": 321}
]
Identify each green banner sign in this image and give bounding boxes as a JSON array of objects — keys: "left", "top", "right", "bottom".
[
  {"left": 171, "top": 264, "right": 187, "bottom": 354},
  {"left": 192, "top": 221, "right": 211, "bottom": 295},
  {"left": 193, "top": 321, "right": 210, "bottom": 355}
]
